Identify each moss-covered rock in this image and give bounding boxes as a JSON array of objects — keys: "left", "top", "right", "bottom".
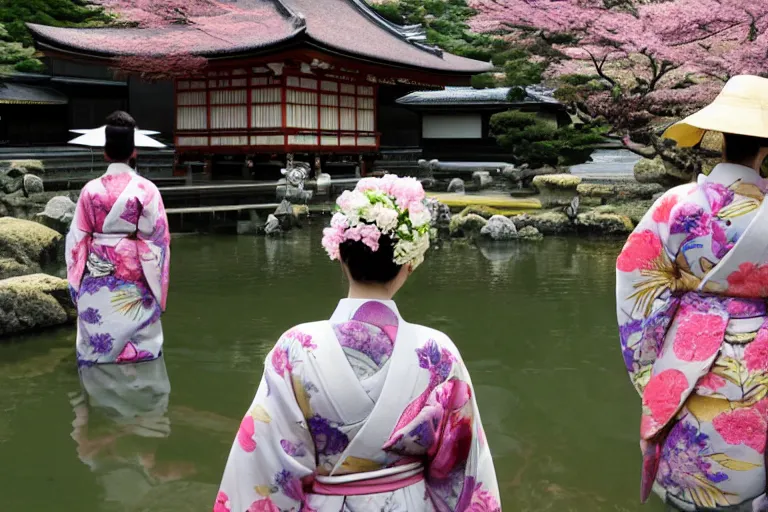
[
  {"left": 532, "top": 174, "right": 582, "bottom": 207},
  {"left": 9, "top": 160, "right": 44, "bottom": 174},
  {"left": 517, "top": 225, "right": 543, "bottom": 241},
  {"left": 593, "top": 200, "right": 653, "bottom": 225},
  {"left": 577, "top": 182, "right": 664, "bottom": 202},
  {"left": 0, "top": 191, "right": 78, "bottom": 220},
  {"left": 0, "top": 217, "right": 62, "bottom": 279},
  {"left": 0, "top": 273, "right": 76, "bottom": 336},
  {"left": 576, "top": 210, "right": 634, "bottom": 235},
  {"left": 634, "top": 156, "right": 692, "bottom": 186},
  {"left": 449, "top": 213, "right": 487, "bottom": 238},
  {"left": 513, "top": 211, "right": 573, "bottom": 235}
]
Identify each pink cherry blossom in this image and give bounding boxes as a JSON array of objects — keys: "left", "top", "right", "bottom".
[{"left": 652, "top": 195, "right": 680, "bottom": 224}]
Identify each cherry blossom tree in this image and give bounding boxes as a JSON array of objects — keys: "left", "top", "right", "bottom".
[{"left": 468, "top": 0, "right": 768, "bottom": 170}]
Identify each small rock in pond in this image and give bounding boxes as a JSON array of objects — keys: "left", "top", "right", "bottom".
[
  {"left": 22, "top": 174, "right": 44, "bottom": 196},
  {"left": 35, "top": 195, "right": 75, "bottom": 234},
  {"left": 480, "top": 215, "right": 518, "bottom": 241},
  {"left": 264, "top": 214, "right": 281, "bottom": 236}
]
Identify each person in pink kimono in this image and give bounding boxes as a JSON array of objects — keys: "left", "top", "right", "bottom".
[
  {"left": 66, "top": 111, "right": 170, "bottom": 367},
  {"left": 616, "top": 75, "right": 768, "bottom": 511},
  {"left": 215, "top": 176, "right": 500, "bottom": 511}
]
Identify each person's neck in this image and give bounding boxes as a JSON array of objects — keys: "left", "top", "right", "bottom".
[
  {"left": 347, "top": 282, "right": 393, "bottom": 301},
  {"left": 724, "top": 158, "right": 762, "bottom": 172}
]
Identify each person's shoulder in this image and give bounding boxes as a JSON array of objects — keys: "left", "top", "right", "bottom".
[
  {"left": 134, "top": 174, "right": 160, "bottom": 190},
  {"left": 409, "top": 323, "right": 459, "bottom": 352}
]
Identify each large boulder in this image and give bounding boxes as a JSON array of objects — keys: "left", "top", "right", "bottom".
[
  {"left": 0, "top": 217, "right": 63, "bottom": 279},
  {"left": 449, "top": 213, "right": 487, "bottom": 238},
  {"left": 0, "top": 273, "right": 76, "bottom": 336},
  {"left": 532, "top": 174, "right": 582, "bottom": 207},
  {"left": 576, "top": 210, "right": 634, "bottom": 235},
  {"left": 0, "top": 190, "right": 78, "bottom": 220},
  {"left": 35, "top": 195, "right": 76, "bottom": 234},
  {"left": 480, "top": 215, "right": 518, "bottom": 241},
  {"left": 593, "top": 201, "right": 653, "bottom": 226},
  {"left": 8, "top": 160, "right": 44, "bottom": 174},
  {"left": 634, "top": 156, "right": 692, "bottom": 186}
]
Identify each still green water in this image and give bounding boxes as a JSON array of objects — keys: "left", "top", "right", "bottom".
[{"left": 0, "top": 224, "right": 663, "bottom": 512}]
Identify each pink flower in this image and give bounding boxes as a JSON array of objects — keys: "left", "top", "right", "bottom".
[
  {"left": 745, "top": 329, "right": 768, "bottom": 372},
  {"left": 237, "top": 415, "right": 256, "bottom": 452},
  {"left": 247, "top": 498, "right": 279, "bottom": 512},
  {"left": 469, "top": 484, "right": 501, "bottom": 512},
  {"left": 321, "top": 226, "right": 345, "bottom": 261},
  {"left": 697, "top": 373, "right": 726, "bottom": 392},
  {"left": 356, "top": 177, "right": 381, "bottom": 192},
  {"left": 287, "top": 329, "right": 316, "bottom": 350},
  {"left": 113, "top": 240, "right": 143, "bottom": 282},
  {"left": 389, "top": 176, "right": 425, "bottom": 209},
  {"left": 343, "top": 225, "right": 381, "bottom": 252},
  {"left": 213, "top": 491, "right": 231, "bottom": 512},
  {"left": 728, "top": 263, "right": 768, "bottom": 297},
  {"left": 713, "top": 406, "right": 767, "bottom": 453},
  {"left": 616, "top": 230, "right": 663, "bottom": 272},
  {"left": 672, "top": 311, "right": 726, "bottom": 362},
  {"left": 652, "top": 194, "right": 679, "bottom": 223},
  {"left": 271, "top": 347, "right": 292, "bottom": 377},
  {"left": 642, "top": 369, "right": 688, "bottom": 427},
  {"left": 430, "top": 413, "right": 473, "bottom": 479}
]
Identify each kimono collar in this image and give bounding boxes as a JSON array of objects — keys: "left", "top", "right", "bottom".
[
  {"left": 105, "top": 163, "right": 134, "bottom": 176},
  {"left": 330, "top": 298, "right": 401, "bottom": 324},
  {"left": 706, "top": 163, "right": 766, "bottom": 189}
]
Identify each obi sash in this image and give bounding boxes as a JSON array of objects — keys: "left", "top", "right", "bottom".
[{"left": 311, "top": 462, "right": 424, "bottom": 496}]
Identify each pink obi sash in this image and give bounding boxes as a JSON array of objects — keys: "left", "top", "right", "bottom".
[{"left": 311, "top": 462, "right": 424, "bottom": 497}]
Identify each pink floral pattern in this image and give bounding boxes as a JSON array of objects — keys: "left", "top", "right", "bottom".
[
  {"left": 713, "top": 406, "right": 768, "bottom": 453},
  {"left": 672, "top": 312, "right": 727, "bottom": 362},
  {"left": 237, "top": 415, "right": 257, "bottom": 453},
  {"left": 697, "top": 373, "right": 726, "bottom": 392},
  {"left": 616, "top": 230, "right": 663, "bottom": 272},
  {"left": 744, "top": 329, "right": 768, "bottom": 372},
  {"left": 727, "top": 263, "right": 768, "bottom": 297},
  {"left": 642, "top": 369, "right": 688, "bottom": 428},
  {"left": 213, "top": 491, "right": 231, "bottom": 512},
  {"left": 246, "top": 498, "right": 279, "bottom": 512},
  {"left": 271, "top": 347, "right": 292, "bottom": 377},
  {"left": 653, "top": 194, "right": 679, "bottom": 223}
]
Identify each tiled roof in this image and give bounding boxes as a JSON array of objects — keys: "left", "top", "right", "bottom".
[
  {"left": 397, "top": 86, "right": 561, "bottom": 106},
  {"left": 0, "top": 83, "right": 68, "bottom": 105},
  {"left": 27, "top": 0, "right": 491, "bottom": 74}
]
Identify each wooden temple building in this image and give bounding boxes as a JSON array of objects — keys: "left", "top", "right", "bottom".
[{"left": 27, "top": 0, "right": 491, "bottom": 179}]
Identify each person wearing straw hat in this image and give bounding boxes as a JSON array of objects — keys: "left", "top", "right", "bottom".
[
  {"left": 616, "top": 75, "right": 768, "bottom": 511},
  {"left": 66, "top": 111, "right": 171, "bottom": 367}
]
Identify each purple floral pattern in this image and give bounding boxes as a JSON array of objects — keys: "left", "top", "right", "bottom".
[
  {"left": 670, "top": 204, "right": 712, "bottom": 238},
  {"left": 80, "top": 307, "right": 102, "bottom": 325},
  {"left": 657, "top": 421, "right": 728, "bottom": 490},
  {"left": 334, "top": 320, "right": 393, "bottom": 366},
  {"left": 120, "top": 197, "right": 142, "bottom": 225},
  {"left": 89, "top": 333, "right": 114, "bottom": 354},
  {"left": 307, "top": 415, "right": 348, "bottom": 456}
]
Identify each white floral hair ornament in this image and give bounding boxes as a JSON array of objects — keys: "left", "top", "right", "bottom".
[{"left": 322, "top": 175, "right": 432, "bottom": 269}]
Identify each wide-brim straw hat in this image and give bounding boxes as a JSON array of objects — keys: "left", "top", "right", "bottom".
[{"left": 663, "top": 75, "right": 768, "bottom": 148}]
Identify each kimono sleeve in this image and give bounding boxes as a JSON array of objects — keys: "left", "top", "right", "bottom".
[
  {"left": 66, "top": 187, "right": 94, "bottom": 300},
  {"left": 426, "top": 348, "right": 501, "bottom": 512},
  {"left": 616, "top": 191, "right": 682, "bottom": 396},
  {"left": 215, "top": 336, "right": 316, "bottom": 512},
  {"left": 136, "top": 181, "right": 171, "bottom": 311}
]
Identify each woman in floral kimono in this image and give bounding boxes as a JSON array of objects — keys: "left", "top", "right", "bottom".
[
  {"left": 66, "top": 111, "right": 170, "bottom": 366},
  {"left": 215, "top": 176, "right": 500, "bottom": 511},
  {"left": 616, "top": 75, "right": 768, "bottom": 511}
]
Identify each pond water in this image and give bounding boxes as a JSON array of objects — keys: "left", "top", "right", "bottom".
[{"left": 0, "top": 223, "right": 663, "bottom": 512}]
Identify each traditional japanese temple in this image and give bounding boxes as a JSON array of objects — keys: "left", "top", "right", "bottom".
[{"left": 27, "top": 0, "right": 491, "bottom": 178}]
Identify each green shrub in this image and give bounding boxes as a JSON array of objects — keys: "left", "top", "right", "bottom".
[
  {"left": 471, "top": 73, "right": 497, "bottom": 89},
  {"left": 14, "top": 58, "right": 45, "bottom": 73}
]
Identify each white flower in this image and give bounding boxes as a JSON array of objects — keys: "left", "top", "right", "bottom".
[
  {"left": 368, "top": 203, "right": 399, "bottom": 233},
  {"left": 409, "top": 208, "right": 432, "bottom": 228}
]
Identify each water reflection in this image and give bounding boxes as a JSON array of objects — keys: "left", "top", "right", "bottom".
[{"left": 70, "top": 357, "right": 196, "bottom": 509}]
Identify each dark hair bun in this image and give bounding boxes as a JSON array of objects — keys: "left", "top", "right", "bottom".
[
  {"left": 105, "top": 110, "right": 136, "bottom": 162},
  {"left": 339, "top": 234, "right": 402, "bottom": 284}
]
